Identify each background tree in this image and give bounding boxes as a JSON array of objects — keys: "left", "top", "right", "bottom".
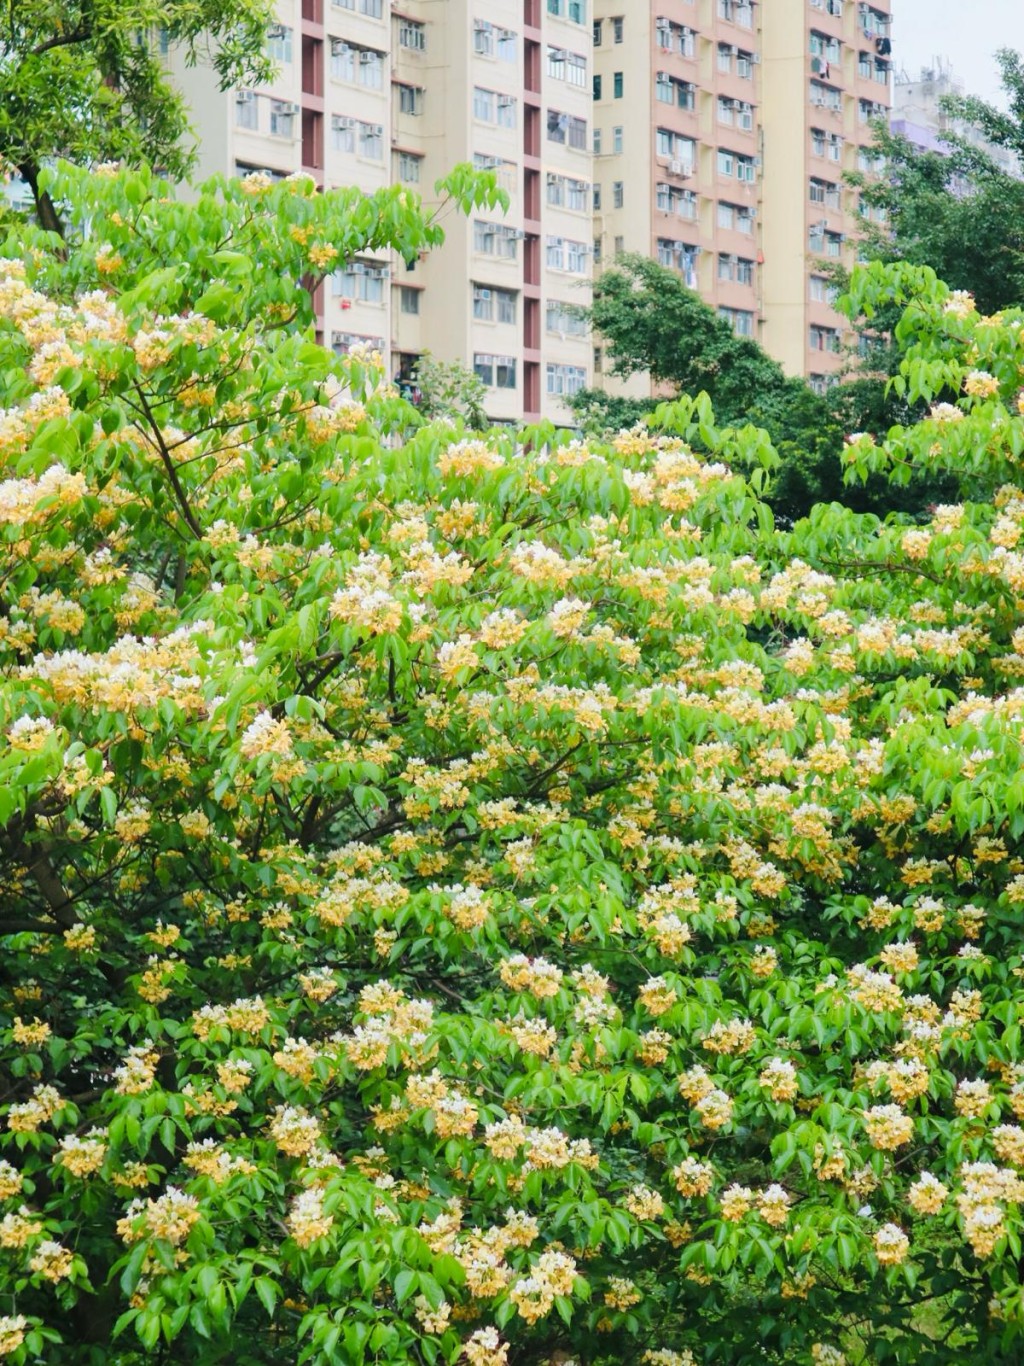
[
  {"left": 0, "top": 0, "right": 280, "bottom": 233},
  {"left": 573, "top": 254, "right": 940, "bottom": 522},
  {"left": 852, "top": 50, "right": 1024, "bottom": 315},
  {"left": 409, "top": 352, "right": 489, "bottom": 430}
]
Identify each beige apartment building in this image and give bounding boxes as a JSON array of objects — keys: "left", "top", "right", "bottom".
[
  {"left": 591, "top": 0, "right": 892, "bottom": 391},
  {"left": 169, "top": 0, "right": 593, "bottom": 424}
]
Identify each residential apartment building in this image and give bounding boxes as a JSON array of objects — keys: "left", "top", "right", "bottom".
[
  {"left": 591, "top": 0, "right": 893, "bottom": 391},
  {"left": 168, "top": 0, "right": 593, "bottom": 424}
]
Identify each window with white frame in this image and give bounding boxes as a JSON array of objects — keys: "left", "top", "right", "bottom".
[
  {"left": 360, "top": 122, "right": 383, "bottom": 158},
  {"left": 717, "top": 0, "right": 753, "bottom": 26},
  {"left": 332, "top": 259, "right": 388, "bottom": 304},
  {"left": 473, "top": 221, "right": 519, "bottom": 258},
  {"left": 400, "top": 287, "right": 420, "bottom": 314},
  {"left": 474, "top": 353, "right": 517, "bottom": 388},
  {"left": 270, "top": 101, "right": 297, "bottom": 138},
  {"left": 398, "top": 19, "right": 425, "bottom": 51},
  {"left": 235, "top": 91, "right": 259, "bottom": 131},
  {"left": 397, "top": 152, "right": 422, "bottom": 183},
  {"left": 546, "top": 363, "right": 587, "bottom": 396},
  {"left": 332, "top": 0, "right": 382, "bottom": 13},
  {"left": 547, "top": 0, "right": 587, "bottom": 23},
  {"left": 810, "top": 82, "right": 842, "bottom": 111},
  {"left": 547, "top": 110, "right": 587, "bottom": 149},
  {"left": 656, "top": 73, "right": 696, "bottom": 108},
  {"left": 546, "top": 302, "right": 588, "bottom": 336},
  {"left": 397, "top": 85, "right": 425, "bottom": 115},
  {"left": 657, "top": 237, "right": 699, "bottom": 286},
  {"left": 657, "top": 18, "right": 696, "bottom": 57},
  {"left": 719, "top": 306, "right": 754, "bottom": 335},
  {"left": 809, "top": 324, "right": 841, "bottom": 352},
  {"left": 329, "top": 41, "right": 385, "bottom": 87},
  {"left": 657, "top": 183, "right": 698, "bottom": 219},
  {"left": 547, "top": 46, "right": 587, "bottom": 86},
  {"left": 656, "top": 128, "right": 695, "bottom": 171},
  {"left": 266, "top": 24, "right": 293, "bottom": 63}
]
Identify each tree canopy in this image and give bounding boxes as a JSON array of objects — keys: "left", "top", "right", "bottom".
[
  {"left": 854, "top": 49, "right": 1024, "bottom": 316},
  {"left": 4, "top": 168, "right": 1024, "bottom": 1366},
  {"left": 0, "top": 0, "right": 279, "bottom": 233}
]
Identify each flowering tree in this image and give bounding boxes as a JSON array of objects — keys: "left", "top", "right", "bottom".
[{"left": 2, "top": 172, "right": 1024, "bottom": 1366}]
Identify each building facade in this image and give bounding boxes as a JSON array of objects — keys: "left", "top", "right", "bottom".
[
  {"left": 168, "top": 0, "right": 593, "bottom": 424},
  {"left": 591, "top": 0, "right": 893, "bottom": 391},
  {"left": 168, "top": 0, "right": 894, "bottom": 414}
]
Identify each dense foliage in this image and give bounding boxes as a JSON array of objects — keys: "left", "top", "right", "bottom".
[
  {"left": 570, "top": 255, "right": 936, "bottom": 523},
  {"left": 4, "top": 170, "right": 1024, "bottom": 1366},
  {"left": 0, "top": 0, "right": 278, "bottom": 233},
  {"left": 855, "top": 49, "right": 1024, "bottom": 316}
]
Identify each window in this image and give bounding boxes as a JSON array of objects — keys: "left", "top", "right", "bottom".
[
  {"left": 399, "top": 20, "right": 426, "bottom": 51},
  {"left": 332, "top": 331, "right": 385, "bottom": 356},
  {"left": 719, "top": 306, "right": 754, "bottom": 336},
  {"left": 473, "top": 285, "right": 494, "bottom": 321},
  {"left": 329, "top": 41, "right": 385, "bottom": 87},
  {"left": 400, "top": 287, "right": 420, "bottom": 315},
  {"left": 474, "top": 221, "right": 519, "bottom": 259},
  {"left": 548, "top": 47, "right": 587, "bottom": 87},
  {"left": 270, "top": 101, "right": 296, "bottom": 138},
  {"left": 736, "top": 50, "right": 754, "bottom": 79},
  {"left": 593, "top": 127, "right": 602, "bottom": 154},
  {"left": 593, "top": 74, "right": 602, "bottom": 100},
  {"left": 546, "top": 302, "right": 587, "bottom": 336},
  {"left": 398, "top": 85, "right": 425, "bottom": 116},
  {"left": 809, "top": 275, "right": 839, "bottom": 304},
  {"left": 332, "top": 259, "right": 388, "bottom": 304},
  {"left": 593, "top": 19, "right": 602, "bottom": 44},
  {"left": 614, "top": 234, "right": 624, "bottom": 255},
  {"left": 613, "top": 181, "right": 624, "bottom": 209},
  {"left": 718, "top": 254, "right": 754, "bottom": 285},
  {"left": 656, "top": 73, "right": 696, "bottom": 109},
  {"left": 359, "top": 122, "right": 383, "bottom": 159},
  {"left": 474, "top": 19, "right": 495, "bottom": 56},
  {"left": 612, "top": 125, "right": 623, "bottom": 154},
  {"left": 612, "top": 17, "right": 624, "bottom": 41},
  {"left": 547, "top": 0, "right": 587, "bottom": 23},
  {"left": 546, "top": 363, "right": 587, "bottom": 396},
  {"left": 593, "top": 183, "right": 602, "bottom": 209},
  {"left": 718, "top": 0, "right": 753, "bottom": 26},
  {"left": 547, "top": 173, "right": 588, "bottom": 210},
  {"left": 497, "top": 29, "right": 517, "bottom": 61},
  {"left": 657, "top": 20, "right": 696, "bottom": 58},
  {"left": 331, "top": 115, "right": 355, "bottom": 153},
  {"left": 546, "top": 236, "right": 588, "bottom": 273},
  {"left": 332, "top": 0, "right": 382, "bottom": 13},
  {"left": 496, "top": 289, "right": 517, "bottom": 324},
  {"left": 656, "top": 129, "right": 695, "bottom": 172},
  {"left": 613, "top": 72, "right": 623, "bottom": 98},
  {"left": 717, "top": 149, "right": 734, "bottom": 177},
  {"left": 657, "top": 238, "right": 699, "bottom": 286},
  {"left": 810, "top": 31, "right": 842, "bottom": 63},
  {"left": 474, "top": 87, "right": 495, "bottom": 122},
  {"left": 474, "top": 354, "right": 516, "bottom": 389},
  {"left": 657, "top": 183, "right": 698, "bottom": 219},
  {"left": 718, "top": 43, "right": 733, "bottom": 74},
  {"left": 235, "top": 92, "right": 259, "bottom": 131},
  {"left": 810, "top": 82, "right": 842, "bottom": 112},
  {"left": 397, "top": 152, "right": 422, "bottom": 183},
  {"left": 266, "top": 25, "right": 293, "bottom": 63},
  {"left": 548, "top": 111, "right": 588, "bottom": 149},
  {"left": 809, "top": 324, "right": 841, "bottom": 353}
]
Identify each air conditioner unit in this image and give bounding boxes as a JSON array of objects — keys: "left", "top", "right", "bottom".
[
  {"left": 236, "top": 91, "right": 256, "bottom": 104},
  {"left": 752, "top": 52, "right": 761, "bottom": 64},
  {"left": 669, "top": 159, "right": 688, "bottom": 176},
  {"left": 267, "top": 24, "right": 287, "bottom": 40},
  {"left": 753, "top": 156, "right": 762, "bottom": 169},
  {"left": 359, "top": 51, "right": 376, "bottom": 64}
]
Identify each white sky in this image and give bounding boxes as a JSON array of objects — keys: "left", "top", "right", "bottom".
[{"left": 894, "top": 0, "right": 1024, "bottom": 107}]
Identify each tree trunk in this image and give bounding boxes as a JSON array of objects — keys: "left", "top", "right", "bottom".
[{"left": 18, "top": 160, "right": 65, "bottom": 238}]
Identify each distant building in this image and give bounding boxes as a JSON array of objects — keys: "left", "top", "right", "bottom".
[{"left": 892, "top": 60, "right": 1021, "bottom": 178}]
